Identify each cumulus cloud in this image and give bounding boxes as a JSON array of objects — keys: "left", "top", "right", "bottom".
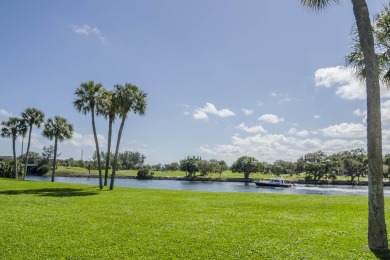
[
  {"left": 199, "top": 144, "right": 242, "bottom": 157},
  {"left": 0, "top": 109, "right": 12, "bottom": 117},
  {"left": 193, "top": 103, "right": 235, "bottom": 120},
  {"left": 200, "top": 130, "right": 368, "bottom": 164},
  {"left": 314, "top": 66, "right": 365, "bottom": 100},
  {"left": 320, "top": 123, "right": 366, "bottom": 138},
  {"left": 236, "top": 123, "right": 267, "bottom": 134},
  {"left": 242, "top": 109, "right": 254, "bottom": 116},
  {"left": 70, "top": 24, "right": 106, "bottom": 44},
  {"left": 288, "top": 127, "right": 310, "bottom": 137},
  {"left": 314, "top": 66, "right": 390, "bottom": 100},
  {"left": 258, "top": 114, "right": 284, "bottom": 124}
]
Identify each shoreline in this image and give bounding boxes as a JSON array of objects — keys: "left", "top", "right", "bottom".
[{"left": 39, "top": 172, "right": 385, "bottom": 186}]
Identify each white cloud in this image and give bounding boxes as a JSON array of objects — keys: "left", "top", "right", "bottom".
[
  {"left": 258, "top": 114, "right": 284, "bottom": 124},
  {"left": 193, "top": 103, "right": 235, "bottom": 120},
  {"left": 320, "top": 123, "right": 366, "bottom": 138},
  {"left": 353, "top": 108, "right": 366, "bottom": 117},
  {"left": 314, "top": 66, "right": 390, "bottom": 100},
  {"left": 382, "top": 100, "right": 390, "bottom": 124},
  {"left": 236, "top": 123, "right": 267, "bottom": 134},
  {"left": 0, "top": 109, "right": 12, "bottom": 117},
  {"left": 242, "top": 109, "right": 254, "bottom": 116},
  {"left": 288, "top": 127, "right": 310, "bottom": 137},
  {"left": 70, "top": 24, "right": 106, "bottom": 44},
  {"left": 200, "top": 130, "right": 368, "bottom": 164},
  {"left": 314, "top": 66, "right": 365, "bottom": 100},
  {"left": 200, "top": 145, "right": 242, "bottom": 157},
  {"left": 314, "top": 115, "right": 321, "bottom": 119}
]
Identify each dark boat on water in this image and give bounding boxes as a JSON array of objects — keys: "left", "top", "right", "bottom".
[{"left": 254, "top": 178, "right": 292, "bottom": 188}]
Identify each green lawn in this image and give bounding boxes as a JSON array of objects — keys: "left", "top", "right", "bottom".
[{"left": 1, "top": 178, "right": 388, "bottom": 259}]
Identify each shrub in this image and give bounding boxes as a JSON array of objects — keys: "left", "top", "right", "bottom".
[
  {"left": 0, "top": 160, "right": 24, "bottom": 178},
  {"left": 137, "top": 168, "right": 154, "bottom": 179},
  {"left": 304, "top": 175, "right": 313, "bottom": 181},
  {"left": 32, "top": 164, "right": 50, "bottom": 176}
]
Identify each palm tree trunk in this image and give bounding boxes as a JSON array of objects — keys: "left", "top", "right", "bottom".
[
  {"left": 104, "top": 117, "right": 113, "bottom": 186},
  {"left": 51, "top": 138, "right": 58, "bottom": 182},
  {"left": 351, "top": 0, "right": 388, "bottom": 252},
  {"left": 12, "top": 136, "right": 17, "bottom": 179},
  {"left": 110, "top": 117, "right": 126, "bottom": 190},
  {"left": 91, "top": 108, "right": 103, "bottom": 189},
  {"left": 23, "top": 126, "right": 32, "bottom": 180}
]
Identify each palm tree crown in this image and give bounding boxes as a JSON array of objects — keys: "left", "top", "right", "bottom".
[
  {"left": 1, "top": 117, "right": 27, "bottom": 139},
  {"left": 74, "top": 81, "right": 104, "bottom": 114},
  {"left": 42, "top": 116, "right": 73, "bottom": 141},
  {"left": 114, "top": 83, "right": 147, "bottom": 119},
  {"left": 346, "top": 4, "right": 390, "bottom": 86}
]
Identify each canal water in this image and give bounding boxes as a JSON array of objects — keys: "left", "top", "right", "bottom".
[{"left": 26, "top": 176, "right": 390, "bottom": 196}]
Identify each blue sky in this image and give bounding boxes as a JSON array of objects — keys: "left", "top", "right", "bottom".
[{"left": 1, "top": 0, "right": 389, "bottom": 165}]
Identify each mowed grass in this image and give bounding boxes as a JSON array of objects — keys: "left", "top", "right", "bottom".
[{"left": 0, "top": 178, "right": 387, "bottom": 259}]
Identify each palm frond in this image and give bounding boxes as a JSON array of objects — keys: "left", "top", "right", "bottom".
[{"left": 300, "top": 0, "right": 339, "bottom": 11}]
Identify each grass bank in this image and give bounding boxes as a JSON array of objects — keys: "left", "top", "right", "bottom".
[
  {"left": 55, "top": 166, "right": 356, "bottom": 181},
  {"left": 0, "top": 178, "right": 388, "bottom": 259}
]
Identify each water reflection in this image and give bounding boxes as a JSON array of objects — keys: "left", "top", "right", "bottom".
[{"left": 26, "top": 176, "right": 390, "bottom": 196}]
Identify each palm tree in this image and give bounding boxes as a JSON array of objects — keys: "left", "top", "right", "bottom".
[
  {"left": 0, "top": 117, "right": 27, "bottom": 179},
  {"left": 42, "top": 116, "right": 73, "bottom": 182},
  {"left": 346, "top": 4, "right": 390, "bottom": 86},
  {"left": 97, "top": 90, "right": 117, "bottom": 186},
  {"left": 110, "top": 83, "right": 147, "bottom": 190},
  {"left": 74, "top": 81, "right": 104, "bottom": 189},
  {"left": 21, "top": 108, "right": 45, "bottom": 180},
  {"left": 301, "top": 0, "right": 388, "bottom": 252}
]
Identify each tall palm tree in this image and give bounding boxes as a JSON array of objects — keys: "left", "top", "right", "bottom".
[
  {"left": 21, "top": 108, "right": 45, "bottom": 180},
  {"left": 97, "top": 90, "right": 117, "bottom": 186},
  {"left": 110, "top": 83, "right": 147, "bottom": 190},
  {"left": 0, "top": 117, "right": 27, "bottom": 179},
  {"left": 301, "top": 0, "right": 388, "bottom": 252},
  {"left": 42, "top": 116, "right": 73, "bottom": 182},
  {"left": 74, "top": 81, "right": 104, "bottom": 189},
  {"left": 346, "top": 4, "right": 390, "bottom": 86}
]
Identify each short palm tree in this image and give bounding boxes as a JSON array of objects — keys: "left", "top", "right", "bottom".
[
  {"left": 74, "top": 81, "right": 104, "bottom": 189},
  {"left": 0, "top": 117, "right": 27, "bottom": 179},
  {"left": 301, "top": 0, "right": 388, "bottom": 252},
  {"left": 110, "top": 83, "right": 147, "bottom": 190},
  {"left": 42, "top": 116, "right": 73, "bottom": 182},
  {"left": 97, "top": 90, "right": 117, "bottom": 186},
  {"left": 21, "top": 108, "right": 45, "bottom": 180}
]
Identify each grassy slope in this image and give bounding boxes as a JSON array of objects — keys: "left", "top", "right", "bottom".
[{"left": 0, "top": 178, "right": 386, "bottom": 259}]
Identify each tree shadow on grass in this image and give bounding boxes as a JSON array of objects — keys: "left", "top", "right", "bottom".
[
  {"left": 372, "top": 249, "right": 390, "bottom": 260},
  {"left": 0, "top": 188, "right": 98, "bottom": 197}
]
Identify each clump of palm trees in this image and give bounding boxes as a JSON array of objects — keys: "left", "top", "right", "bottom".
[
  {"left": 74, "top": 81, "right": 147, "bottom": 190},
  {"left": 1, "top": 108, "right": 73, "bottom": 182}
]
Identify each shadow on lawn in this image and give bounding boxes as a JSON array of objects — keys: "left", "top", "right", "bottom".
[
  {"left": 372, "top": 249, "right": 390, "bottom": 260},
  {"left": 0, "top": 188, "right": 98, "bottom": 197}
]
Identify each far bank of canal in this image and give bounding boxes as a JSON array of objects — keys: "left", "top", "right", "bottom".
[{"left": 26, "top": 175, "right": 390, "bottom": 196}]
